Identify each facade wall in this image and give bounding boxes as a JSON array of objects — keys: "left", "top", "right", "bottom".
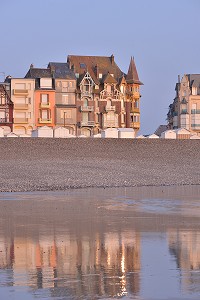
[
  {"left": 35, "top": 90, "right": 55, "bottom": 128},
  {"left": 11, "top": 78, "right": 35, "bottom": 135}
]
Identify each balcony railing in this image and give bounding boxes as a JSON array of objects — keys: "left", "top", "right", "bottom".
[
  {"left": 133, "top": 92, "right": 140, "bottom": 99},
  {"left": 14, "top": 103, "right": 29, "bottom": 110},
  {"left": 132, "top": 107, "right": 140, "bottom": 113},
  {"left": 103, "top": 121, "right": 118, "bottom": 127},
  {"left": 80, "top": 106, "right": 94, "bottom": 112},
  {"left": 14, "top": 118, "right": 28, "bottom": 124},
  {"left": 38, "top": 118, "right": 52, "bottom": 124},
  {"left": 181, "top": 109, "right": 188, "bottom": 114},
  {"left": 40, "top": 102, "right": 50, "bottom": 108},
  {"left": 105, "top": 105, "right": 115, "bottom": 112},
  {"left": 13, "top": 89, "right": 29, "bottom": 96},
  {"left": 191, "top": 109, "right": 200, "bottom": 114},
  {"left": 80, "top": 121, "right": 95, "bottom": 127}
]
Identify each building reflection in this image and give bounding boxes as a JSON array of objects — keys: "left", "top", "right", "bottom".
[
  {"left": 0, "top": 228, "right": 140, "bottom": 298},
  {"left": 168, "top": 230, "right": 200, "bottom": 292}
]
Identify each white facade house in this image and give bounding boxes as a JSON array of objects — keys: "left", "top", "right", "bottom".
[
  {"left": 161, "top": 130, "right": 176, "bottom": 139},
  {"left": 32, "top": 126, "right": 53, "bottom": 138},
  {"left": 101, "top": 128, "right": 118, "bottom": 138},
  {"left": 118, "top": 128, "right": 135, "bottom": 139}
]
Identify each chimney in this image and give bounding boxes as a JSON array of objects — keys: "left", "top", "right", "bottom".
[
  {"left": 94, "top": 64, "right": 99, "bottom": 78},
  {"left": 178, "top": 75, "right": 180, "bottom": 83},
  {"left": 111, "top": 54, "right": 114, "bottom": 65},
  {"left": 30, "top": 64, "right": 34, "bottom": 69}
]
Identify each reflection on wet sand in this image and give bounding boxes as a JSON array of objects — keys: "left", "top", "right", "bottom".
[
  {"left": 168, "top": 230, "right": 200, "bottom": 293},
  {"left": 0, "top": 186, "right": 200, "bottom": 299}
]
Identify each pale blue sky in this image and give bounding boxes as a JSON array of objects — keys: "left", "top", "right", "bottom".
[{"left": 0, "top": 0, "right": 200, "bottom": 134}]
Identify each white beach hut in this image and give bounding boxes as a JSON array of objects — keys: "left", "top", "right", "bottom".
[
  {"left": 161, "top": 130, "right": 176, "bottom": 139},
  {"left": 54, "top": 127, "right": 70, "bottom": 138},
  {"left": 0, "top": 127, "right": 4, "bottom": 137},
  {"left": 32, "top": 126, "right": 53, "bottom": 138},
  {"left": 136, "top": 135, "right": 146, "bottom": 139},
  {"left": 147, "top": 134, "right": 159, "bottom": 139},
  {"left": 19, "top": 134, "right": 31, "bottom": 138},
  {"left": 101, "top": 128, "right": 118, "bottom": 138},
  {"left": 7, "top": 132, "right": 18, "bottom": 138},
  {"left": 118, "top": 128, "right": 135, "bottom": 139},
  {"left": 190, "top": 134, "right": 200, "bottom": 139},
  {"left": 93, "top": 133, "right": 101, "bottom": 138}
]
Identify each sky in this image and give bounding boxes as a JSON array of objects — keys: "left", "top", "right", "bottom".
[{"left": 0, "top": 0, "right": 200, "bottom": 134}]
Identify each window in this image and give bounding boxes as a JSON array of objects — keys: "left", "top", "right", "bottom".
[
  {"left": 99, "top": 73, "right": 102, "bottom": 79},
  {"left": 80, "top": 63, "right": 86, "bottom": 69},
  {"left": 15, "top": 97, "right": 26, "bottom": 104},
  {"left": 15, "top": 83, "right": 26, "bottom": 89},
  {"left": 75, "top": 73, "right": 79, "bottom": 78},
  {"left": 110, "top": 73, "right": 114, "bottom": 77},
  {"left": 192, "top": 87, "right": 197, "bottom": 95},
  {"left": 107, "top": 85, "right": 111, "bottom": 93},
  {"left": 41, "top": 110, "right": 50, "bottom": 120},
  {"left": 41, "top": 94, "right": 48, "bottom": 104},
  {"left": 62, "top": 95, "right": 69, "bottom": 104},
  {"left": 57, "top": 81, "right": 61, "bottom": 88},
  {"left": 40, "top": 78, "right": 52, "bottom": 88},
  {"left": 83, "top": 99, "right": 88, "bottom": 107}
]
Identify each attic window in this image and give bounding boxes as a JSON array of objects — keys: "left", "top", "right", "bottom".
[
  {"left": 75, "top": 73, "right": 79, "bottom": 78},
  {"left": 110, "top": 74, "right": 114, "bottom": 77},
  {"left": 80, "top": 63, "right": 86, "bottom": 69},
  {"left": 99, "top": 73, "right": 102, "bottom": 79}
]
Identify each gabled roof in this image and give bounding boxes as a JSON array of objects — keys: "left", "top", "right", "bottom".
[
  {"left": 67, "top": 55, "right": 124, "bottom": 85},
  {"left": 102, "top": 72, "right": 117, "bottom": 84},
  {"left": 48, "top": 62, "right": 76, "bottom": 80},
  {"left": 126, "top": 56, "right": 143, "bottom": 85},
  {"left": 25, "top": 67, "right": 52, "bottom": 78},
  {"left": 187, "top": 74, "right": 200, "bottom": 94}
]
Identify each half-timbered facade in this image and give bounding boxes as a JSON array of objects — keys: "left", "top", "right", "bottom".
[{"left": 0, "top": 81, "right": 13, "bottom": 134}]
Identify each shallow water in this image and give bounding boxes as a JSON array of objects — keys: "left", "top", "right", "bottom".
[{"left": 0, "top": 186, "right": 200, "bottom": 299}]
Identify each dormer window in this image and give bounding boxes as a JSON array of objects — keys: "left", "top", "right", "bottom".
[
  {"left": 40, "top": 78, "right": 52, "bottom": 88},
  {"left": 80, "top": 63, "right": 86, "bottom": 69},
  {"left": 75, "top": 73, "right": 79, "bottom": 78}
]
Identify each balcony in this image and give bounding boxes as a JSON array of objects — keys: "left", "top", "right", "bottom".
[
  {"left": 14, "top": 103, "right": 29, "bottom": 110},
  {"left": 191, "top": 124, "right": 200, "bottom": 129},
  {"left": 40, "top": 102, "right": 50, "bottom": 108},
  {"left": 38, "top": 118, "right": 52, "bottom": 124},
  {"left": 80, "top": 121, "right": 95, "bottom": 127},
  {"left": 191, "top": 109, "right": 200, "bottom": 114},
  {"left": 105, "top": 105, "right": 115, "bottom": 112},
  {"left": 80, "top": 106, "right": 94, "bottom": 112},
  {"left": 103, "top": 121, "right": 118, "bottom": 128},
  {"left": 13, "top": 89, "right": 29, "bottom": 96},
  {"left": 132, "top": 122, "right": 140, "bottom": 129},
  {"left": 132, "top": 107, "right": 140, "bottom": 113},
  {"left": 14, "top": 118, "right": 28, "bottom": 124},
  {"left": 133, "top": 92, "right": 140, "bottom": 99}
]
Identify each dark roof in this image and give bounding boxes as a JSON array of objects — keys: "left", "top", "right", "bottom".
[
  {"left": 126, "top": 56, "right": 143, "bottom": 85},
  {"left": 25, "top": 68, "right": 52, "bottom": 79},
  {"left": 67, "top": 55, "right": 124, "bottom": 85},
  {"left": 187, "top": 74, "right": 200, "bottom": 94},
  {"left": 154, "top": 125, "right": 168, "bottom": 137},
  {"left": 102, "top": 72, "right": 117, "bottom": 84},
  {"left": 48, "top": 62, "right": 76, "bottom": 80}
]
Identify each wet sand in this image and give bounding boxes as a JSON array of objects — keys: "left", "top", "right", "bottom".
[
  {"left": 0, "top": 186, "right": 200, "bottom": 299},
  {"left": 0, "top": 138, "right": 199, "bottom": 192}
]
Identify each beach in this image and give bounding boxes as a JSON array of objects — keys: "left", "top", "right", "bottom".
[{"left": 0, "top": 138, "right": 199, "bottom": 192}]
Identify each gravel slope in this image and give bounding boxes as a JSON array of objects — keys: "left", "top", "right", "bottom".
[{"left": 0, "top": 138, "right": 199, "bottom": 192}]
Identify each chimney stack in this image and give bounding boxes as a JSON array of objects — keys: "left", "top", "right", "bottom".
[{"left": 111, "top": 54, "right": 114, "bottom": 65}]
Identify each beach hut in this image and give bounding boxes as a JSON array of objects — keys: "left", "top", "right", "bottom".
[
  {"left": 19, "top": 134, "right": 31, "bottom": 138},
  {"left": 161, "top": 130, "right": 176, "bottom": 139},
  {"left": 118, "top": 128, "right": 135, "bottom": 139},
  {"left": 101, "top": 128, "right": 118, "bottom": 138},
  {"left": 93, "top": 133, "right": 101, "bottom": 138},
  {"left": 32, "top": 126, "right": 53, "bottom": 138},
  {"left": 147, "top": 134, "right": 159, "bottom": 139},
  {"left": 136, "top": 135, "right": 146, "bottom": 139},
  {"left": 175, "top": 128, "right": 191, "bottom": 139},
  {"left": 54, "top": 127, "right": 70, "bottom": 138},
  {"left": 7, "top": 132, "right": 18, "bottom": 138},
  {"left": 0, "top": 127, "right": 4, "bottom": 137},
  {"left": 190, "top": 134, "right": 200, "bottom": 139}
]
